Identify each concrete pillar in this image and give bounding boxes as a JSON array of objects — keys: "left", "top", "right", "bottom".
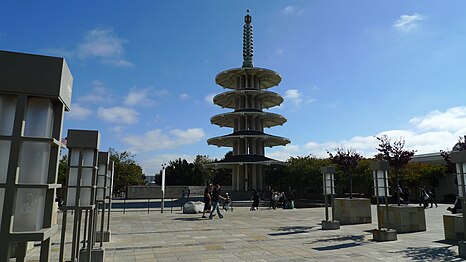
[{"left": 252, "top": 165, "right": 257, "bottom": 190}]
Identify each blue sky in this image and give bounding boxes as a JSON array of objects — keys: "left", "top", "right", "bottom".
[{"left": 2, "top": 1, "right": 466, "bottom": 175}]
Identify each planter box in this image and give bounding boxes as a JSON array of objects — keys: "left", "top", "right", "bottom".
[
  {"left": 373, "top": 228, "right": 397, "bottom": 242},
  {"left": 333, "top": 198, "right": 371, "bottom": 225},
  {"left": 96, "top": 230, "right": 112, "bottom": 242},
  {"left": 443, "top": 214, "right": 464, "bottom": 240},
  {"left": 378, "top": 205, "right": 426, "bottom": 233},
  {"left": 322, "top": 220, "right": 340, "bottom": 230}
]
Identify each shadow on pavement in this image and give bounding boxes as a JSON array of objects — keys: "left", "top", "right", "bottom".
[
  {"left": 397, "top": 246, "right": 462, "bottom": 261},
  {"left": 308, "top": 234, "right": 365, "bottom": 244}
]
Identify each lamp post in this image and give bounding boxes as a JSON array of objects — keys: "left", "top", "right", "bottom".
[
  {"left": 105, "top": 160, "right": 114, "bottom": 241},
  {"left": 95, "top": 151, "right": 109, "bottom": 244},
  {"left": 321, "top": 166, "right": 340, "bottom": 230},
  {"left": 370, "top": 160, "right": 397, "bottom": 241},
  {"left": 58, "top": 129, "right": 101, "bottom": 262},
  {"left": 451, "top": 151, "right": 466, "bottom": 257},
  {"left": 161, "top": 164, "right": 166, "bottom": 213},
  {"left": 0, "top": 50, "right": 72, "bottom": 261}
]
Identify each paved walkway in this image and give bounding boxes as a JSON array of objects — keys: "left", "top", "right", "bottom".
[{"left": 25, "top": 203, "right": 464, "bottom": 261}]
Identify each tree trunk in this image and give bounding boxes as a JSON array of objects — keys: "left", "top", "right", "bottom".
[
  {"left": 349, "top": 174, "right": 353, "bottom": 199},
  {"left": 395, "top": 170, "right": 400, "bottom": 206}
]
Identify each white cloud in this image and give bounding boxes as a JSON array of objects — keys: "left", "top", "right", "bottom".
[
  {"left": 283, "top": 89, "right": 316, "bottom": 108},
  {"left": 97, "top": 106, "right": 138, "bottom": 124},
  {"left": 66, "top": 103, "right": 93, "bottom": 120},
  {"left": 48, "top": 27, "right": 133, "bottom": 67},
  {"left": 179, "top": 93, "right": 190, "bottom": 101},
  {"left": 275, "top": 48, "right": 284, "bottom": 56},
  {"left": 124, "top": 87, "right": 154, "bottom": 107},
  {"left": 78, "top": 28, "right": 126, "bottom": 58},
  {"left": 267, "top": 106, "right": 466, "bottom": 160},
  {"left": 281, "top": 6, "right": 303, "bottom": 16},
  {"left": 205, "top": 93, "right": 216, "bottom": 105},
  {"left": 122, "top": 128, "right": 206, "bottom": 153},
  {"left": 102, "top": 58, "right": 134, "bottom": 67},
  {"left": 141, "top": 154, "right": 196, "bottom": 176},
  {"left": 409, "top": 107, "right": 466, "bottom": 132},
  {"left": 393, "top": 13, "right": 426, "bottom": 33},
  {"left": 77, "top": 80, "right": 114, "bottom": 104}
]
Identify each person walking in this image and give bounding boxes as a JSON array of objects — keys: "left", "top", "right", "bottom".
[
  {"left": 209, "top": 184, "right": 225, "bottom": 219},
  {"left": 250, "top": 189, "right": 260, "bottom": 211},
  {"left": 430, "top": 186, "right": 438, "bottom": 208},
  {"left": 201, "top": 184, "right": 213, "bottom": 218}
]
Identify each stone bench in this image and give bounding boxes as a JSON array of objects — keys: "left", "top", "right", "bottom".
[
  {"left": 443, "top": 213, "right": 465, "bottom": 240},
  {"left": 378, "top": 205, "right": 426, "bottom": 233}
]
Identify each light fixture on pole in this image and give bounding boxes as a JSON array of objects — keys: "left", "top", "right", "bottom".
[
  {"left": 161, "top": 164, "right": 166, "bottom": 213},
  {"left": 58, "top": 129, "right": 101, "bottom": 262},
  {"left": 370, "top": 160, "right": 397, "bottom": 242},
  {"left": 95, "top": 151, "right": 110, "bottom": 244},
  {"left": 451, "top": 151, "right": 466, "bottom": 257},
  {"left": 0, "top": 50, "right": 72, "bottom": 261},
  {"left": 321, "top": 166, "right": 340, "bottom": 230},
  {"left": 103, "top": 160, "right": 114, "bottom": 242}
]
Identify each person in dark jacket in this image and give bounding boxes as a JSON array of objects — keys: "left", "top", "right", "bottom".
[{"left": 209, "top": 184, "right": 225, "bottom": 219}]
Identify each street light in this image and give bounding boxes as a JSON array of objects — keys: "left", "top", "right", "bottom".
[
  {"left": 370, "top": 160, "right": 397, "bottom": 241},
  {"left": 161, "top": 164, "right": 166, "bottom": 213},
  {"left": 95, "top": 151, "right": 109, "bottom": 244},
  {"left": 59, "top": 129, "right": 101, "bottom": 262},
  {"left": 0, "top": 50, "right": 72, "bottom": 261},
  {"left": 451, "top": 151, "right": 466, "bottom": 257},
  {"left": 321, "top": 166, "right": 340, "bottom": 230}
]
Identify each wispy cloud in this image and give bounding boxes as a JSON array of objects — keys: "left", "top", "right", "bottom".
[
  {"left": 205, "top": 93, "right": 216, "bottom": 105},
  {"left": 179, "top": 93, "right": 190, "bottom": 101},
  {"left": 393, "top": 13, "right": 426, "bottom": 33},
  {"left": 124, "top": 87, "right": 154, "bottom": 107},
  {"left": 122, "top": 128, "right": 206, "bottom": 153},
  {"left": 97, "top": 106, "right": 139, "bottom": 124},
  {"left": 65, "top": 103, "right": 93, "bottom": 120},
  {"left": 268, "top": 106, "right": 466, "bottom": 161},
  {"left": 282, "top": 89, "right": 316, "bottom": 109},
  {"left": 141, "top": 154, "right": 197, "bottom": 175},
  {"left": 46, "top": 27, "right": 133, "bottom": 67},
  {"left": 281, "top": 5, "right": 303, "bottom": 16},
  {"left": 77, "top": 80, "right": 114, "bottom": 104}
]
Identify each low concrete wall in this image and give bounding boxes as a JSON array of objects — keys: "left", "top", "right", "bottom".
[
  {"left": 333, "top": 198, "right": 372, "bottom": 225},
  {"left": 443, "top": 214, "right": 465, "bottom": 240},
  {"left": 378, "top": 205, "right": 426, "bottom": 233}
]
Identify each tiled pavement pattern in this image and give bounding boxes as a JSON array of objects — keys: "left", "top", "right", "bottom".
[{"left": 25, "top": 203, "right": 464, "bottom": 261}]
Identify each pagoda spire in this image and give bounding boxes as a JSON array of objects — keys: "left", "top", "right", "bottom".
[{"left": 242, "top": 10, "right": 254, "bottom": 68}]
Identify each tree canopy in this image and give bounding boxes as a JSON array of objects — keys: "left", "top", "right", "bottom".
[{"left": 110, "top": 148, "right": 145, "bottom": 196}]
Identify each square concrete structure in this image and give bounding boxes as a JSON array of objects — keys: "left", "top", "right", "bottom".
[
  {"left": 321, "top": 220, "right": 340, "bottom": 230},
  {"left": 96, "top": 230, "right": 111, "bottom": 242},
  {"left": 79, "top": 248, "right": 104, "bottom": 262},
  {"left": 378, "top": 205, "right": 426, "bottom": 233},
  {"left": 373, "top": 228, "right": 397, "bottom": 242},
  {"left": 443, "top": 213, "right": 464, "bottom": 240},
  {"left": 333, "top": 198, "right": 372, "bottom": 225}
]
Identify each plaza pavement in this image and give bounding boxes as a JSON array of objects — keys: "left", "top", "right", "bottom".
[{"left": 25, "top": 203, "right": 464, "bottom": 262}]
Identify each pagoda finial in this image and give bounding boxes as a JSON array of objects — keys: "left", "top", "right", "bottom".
[{"left": 242, "top": 10, "right": 253, "bottom": 68}]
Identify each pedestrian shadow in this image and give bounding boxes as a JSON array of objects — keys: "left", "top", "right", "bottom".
[
  {"left": 396, "top": 246, "right": 461, "bottom": 261},
  {"left": 308, "top": 234, "right": 367, "bottom": 251},
  {"left": 172, "top": 217, "right": 205, "bottom": 221},
  {"left": 268, "top": 226, "right": 315, "bottom": 236},
  {"left": 308, "top": 234, "right": 365, "bottom": 244}
]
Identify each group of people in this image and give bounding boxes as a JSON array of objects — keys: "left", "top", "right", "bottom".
[
  {"left": 269, "top": 189, "right": 295, "bottom": 210},
  {"left": 201, "top": 184, "right": 231, "bottom": 219},
  {"left": 392, "top": 185, "right": 437, "bottom": 209},
  {"left": 418, "top": 186, "right": 438, "bottom": 208}
]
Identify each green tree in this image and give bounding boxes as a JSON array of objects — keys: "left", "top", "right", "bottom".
[
  {"left": 327, "top": 148, "right": 362, "bottom": 199},
  {"left": 110, "top": 148, "right": 145, "bottom": 196},
  {"left": 57, "top": 155, "right": 68, "bottom": 186},
  {"left": 401, "top": 162, "right": 446, "bottom": 188},
  {"left": 376, "top": 135, "right": 416, "bottom": 205}
]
